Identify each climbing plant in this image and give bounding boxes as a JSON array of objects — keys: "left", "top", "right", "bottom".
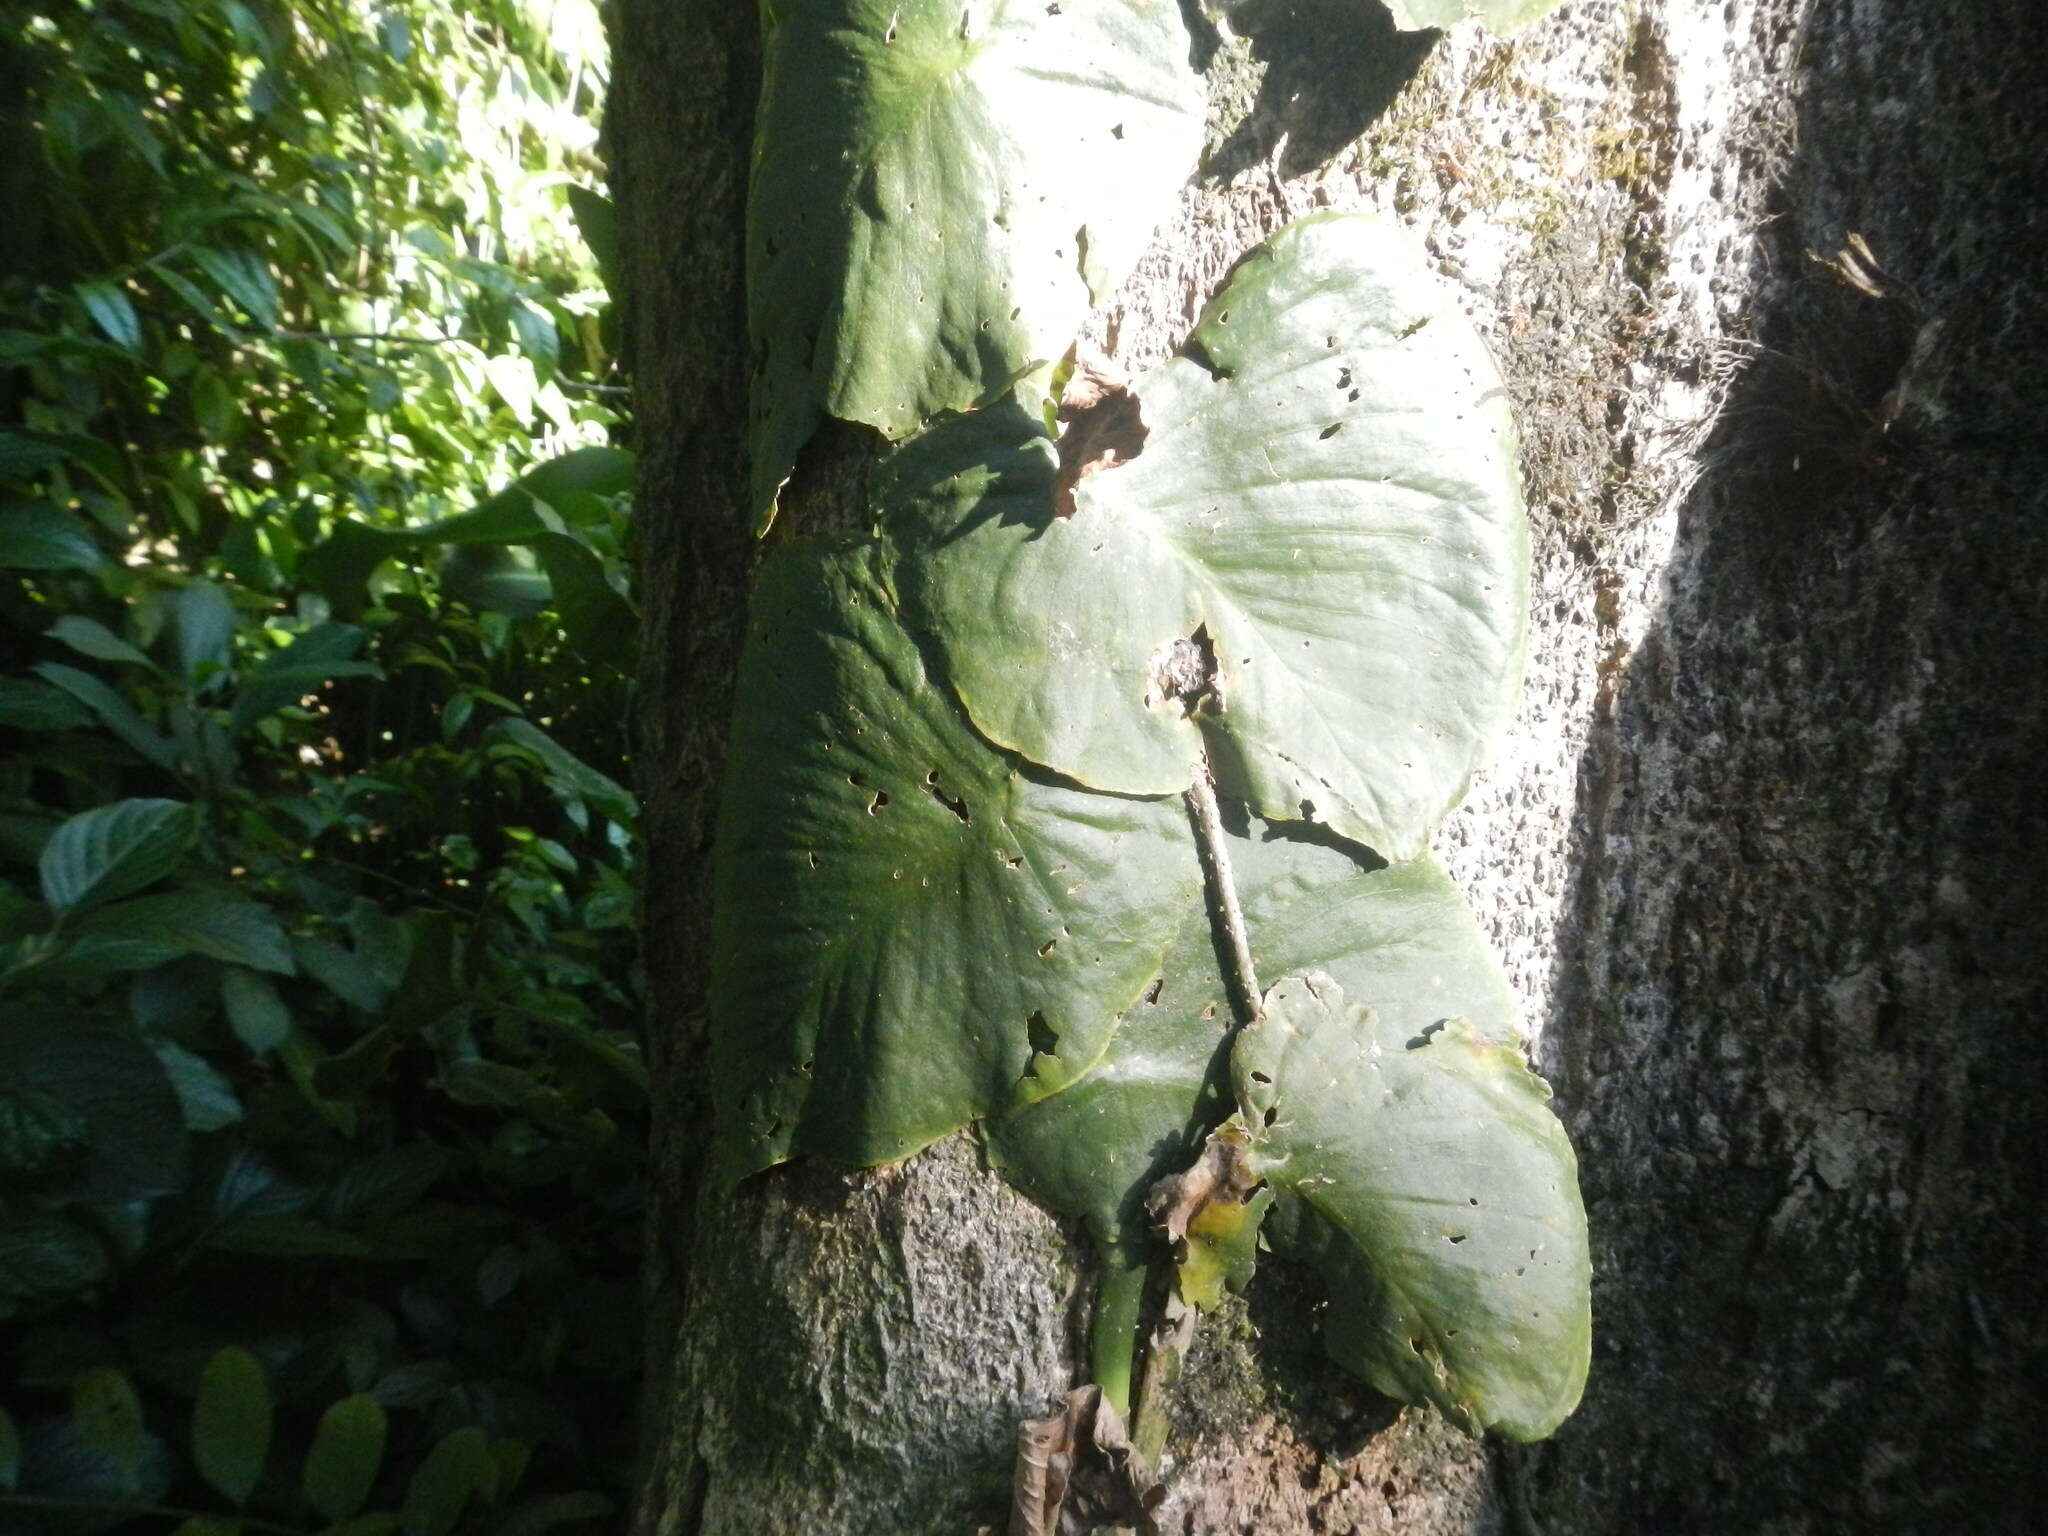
[{"left": 713, "top": 0, "right": 1586, "bottom": 1504}]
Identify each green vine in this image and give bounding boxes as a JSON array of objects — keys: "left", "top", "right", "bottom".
[{"left": 714, "top": 0, "right": 1587, "bottom": 1517}]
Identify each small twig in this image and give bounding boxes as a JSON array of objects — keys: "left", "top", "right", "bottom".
[{"left": 1184, "top": 763, "right": 1260, "bottom": 1023}]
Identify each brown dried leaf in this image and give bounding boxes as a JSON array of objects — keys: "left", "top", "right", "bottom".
[
  {"left": 1145, "top": 1122, "right": 1257, "bottom": 1245},
  {"left": 1008, "top": 1384, "right": 1160, "bottom": 1536},
  {"left": 1053, "top": 347, "right": 1147, "bottom": 519}
]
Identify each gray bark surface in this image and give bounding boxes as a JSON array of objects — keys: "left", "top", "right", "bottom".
[{"left": 620, "top": 1, "right": 2048, "bottom": 1531}]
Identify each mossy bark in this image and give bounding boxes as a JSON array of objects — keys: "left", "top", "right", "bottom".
[{"left": 620, "top": 1, "right": 2047, "bottom": 1531}]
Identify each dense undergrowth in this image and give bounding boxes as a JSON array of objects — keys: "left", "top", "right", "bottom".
[{"left": 1, "top": 4, "right": 640, "bottom": 1531}]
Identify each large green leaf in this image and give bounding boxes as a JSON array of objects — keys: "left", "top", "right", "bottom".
[
  {"left": 987, "top": 820, "right": 1518, "bottom": 1258},
  {"left": 1380, "top": 0, "right": 1568, "bottom": 34},
  {"left": 0, "top": 503, "right": 106, "bottom": 571},
  {"left": 886, "top": 212, "right": 1528, "bottom": 861},
  {"left": 38, "top": 799, "right": 197, "bottom": 915},
  {"left": 747, "top": 0, "right": 1203, "bottom": 528},
  {"left": 75, "top": 890, "right": 294, "bottom": 974},
  {"left": 711, "top": 537, "right": 1198, "bottom": 1179},
  {"left": 1230, "top": 972, "right": 1589, "bottom": 1441}
]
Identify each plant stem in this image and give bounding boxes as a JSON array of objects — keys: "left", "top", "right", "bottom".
[
  {"left": 1130, "top": 1302, "right": 1198, "bottom": 1471},
  {"left": 1185, "top": 764, "right": 1261, "bottom": 1024},
  {"left": 1090, "top": 1259, "right": 1149, "bottom": 1418}
]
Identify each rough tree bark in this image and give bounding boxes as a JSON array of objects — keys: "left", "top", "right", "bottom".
[{"left": 613, "top": 1, "right": 2046, "bottom": 1531}]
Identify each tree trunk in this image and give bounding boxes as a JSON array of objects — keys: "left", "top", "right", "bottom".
[{"left": 616, "top": 1, "right": 2047, "bottom": 1531}]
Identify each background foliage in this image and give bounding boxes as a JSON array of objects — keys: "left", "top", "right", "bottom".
[{"left": 1, "top": 2, "right": 640, "bottom": 1531}]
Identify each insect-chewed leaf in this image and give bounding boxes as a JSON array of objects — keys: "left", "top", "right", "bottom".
[
  {"left": 884, "top": 212, "right": 1529, "bottom": 861},
  {"left": 710, "top": 537, "right": 1198, "bottom": 1182},
  {"left": 986, "top": 820, "right": 1521, "bottom": 1260},
  {"left": 1381, "top": 0, "right": 1569, "bottom": 35},
  {"left": 1233, "top": 972, "right": 1590, "bottom": 1441},
  {"left": 747, "top": 0, "right": 1203, "bottom": 529}
]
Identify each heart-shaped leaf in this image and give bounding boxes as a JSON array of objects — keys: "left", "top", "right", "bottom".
[
  {"left": 1231, "top": 971, "right": 1589, "bottom": 1441},
  {"left": 711, "top": 537, "right": 1199, "bottom": 1180},
  {"left": 747, "top": 0, "right": 1203, "bottom": 528},
  {"left": 987, "top": 819, "right": 1519, "bottom": 1259},
  {"left": 885, "top": 212, "right": 1528, "bottom": 861}
]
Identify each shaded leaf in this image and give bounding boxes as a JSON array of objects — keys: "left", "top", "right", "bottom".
[
  {"left": 564, "top": 185, "right": 619, "bottom": 300},
  {"left": 228, "top": 622, "right": 372, "bottom": 733},
  {"left": 33, "top": 662, "right": 181, "bottom": 771},
  {"left": 192, "top": 1346, "right": 271, "bottom": 1504},
  {"left": 38, "top": 799, "right": 197, "bottom": 915},
  {"left": 303, "top": 1394, "right": 388, "bottom": 1523},
  {"left": 399, "top": 1426, "right": 492, "bottom": 1536},
  {"left": 173, "top": 580, "right": 238, "bottom": 684},
  {"left": 1231, "top": 973, "right": 1590, "bottom": 1440},
  {"left": 886, "top": 212, "right": 1528, "bottom": 861},
  {"left": 711, "top": 537, "right": 1197, "bottom": 1179},
  {"left": 153, "top": 1039, "right": 244, "bottom": 1132},
  {"left": 71, "top": 1368, "right": 147, "bottom": 1487},
  {"left": 220, "top": 966, "right": 292, "bottom": 1052},
  {"left": 77, "top": 891, "right": 294, "bottom": 973},
  {"left": 531, "top": 531, "right": 634, "bottom": 670},
  {"left": 47, "top": 615, "right": 158, "bottom": 671},
  {"left": 0, "top": 1014, "right": 188, "bottom": 1202},
  {"left": 0, "top": 1214, "right": 110, "bottom": 1303},
  {"left": 747, "top": 0, "right": 1203, "bottom": 527},
  {"left": 0, "top": 1401, "right": 19, "bottom": 1491},
  {"left": 486, "top": 719, "right": 634, "bottom": 826},
  {"left": 439, "top": 543, "right": 552, "bottom": 618},
  {"left": 0, "top": 503, "right": 106, "bottom": 571},
  {"left": 0, "top": 676, "right": 97, "bottom": 730},
  {"left": 497, "top": 1491, "right": 615, "bottom": 1536}
]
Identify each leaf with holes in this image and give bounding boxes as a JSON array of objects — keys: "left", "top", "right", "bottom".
[
  {"left": 986, "top": 818, "right": 1520, "bottom": 1260},
  {"left": 883, "top": 211, "right": 1528, "bottom": 861},
  {"left": 1380, "top": 0, "right": 1570, "bottom": 35},
  {"left": 710, "top": 537, "right": 1199, "bottom": 1181},
  {"left": 746, "top": 0, "right": 1203, "bottom": 528},
  {"left": 1228, "top": 971, "right": 1589, "bottom": 1441}
]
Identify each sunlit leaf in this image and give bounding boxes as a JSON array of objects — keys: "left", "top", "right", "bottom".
[
  {"left": 886, "top": 212, "right": 1528, "bottom": 861},
  {"left": 988, "top": 822, "right": 1518, "bottom": 1258},
  {"left": 747, "top": 0, "right": 1204, "bottom": 527},
  {"left": 1229, "top": 973, "right": 1590, "bottom": 1440},
  {"left": 77, "top": 280, "right": 143, "bottom": 354}
]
